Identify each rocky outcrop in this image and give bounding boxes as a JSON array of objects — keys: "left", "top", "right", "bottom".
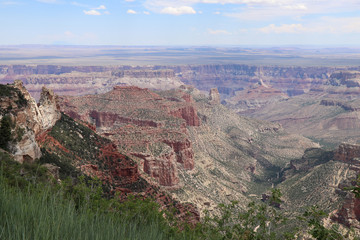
[
  {"left": 0, "top": 81, "right": 61, "bottom": 163},
  {"left": 35, "top": 111, "right": 199, "bottom": 225},
  {"left": 209, "top": 88, "right": 220, "bottom": 105},
  {"left": 112, "top": 69, "right": 175, "bottom": 78},
  {"left": 38, "top": 86, "right": 61, "bottom": 130},
  {"left": 37, "top": 113, "right": 142, "bottom": 191},
  {"left": 334, "top": 143, "right": 360, "bottom": 165},
  {"left": 332, "top": 197, "right": 360, "bottom": 229},
  {"left": 98, "top": 143, "right": 140, "bottom": 186},
  {"left": 169, "top": 93, "right": 200, "bottom": 127},
  {"left": 224, "top": 81, "right": 288, "bottom": 113},
  {"left": 329, "top": 71, "right": 360, "bottom": 87},
  {"left": 59, "top": 86, "right": 199, "bottom": 187},
  {"left": 320, "top": 99, "right": 360, "bottom": 112},
  {"left": 329, "top": 143, "right": 360, "bottom": 229},
  {"left": 138, "top": 151, "right": 179, "bottom": 187}
]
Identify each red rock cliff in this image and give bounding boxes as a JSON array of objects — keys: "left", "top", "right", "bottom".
[{"left": 58, "top": 86, "right": 199, "bottom": 187}]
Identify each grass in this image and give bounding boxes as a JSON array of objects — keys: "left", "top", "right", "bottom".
[
  {"left": 1, "top": 152, "right": 357, "bottom": 239},
  {"left": 0, "top": 183, "right": 172, "bottom": 240},
  {"left": 0, "top": 155, "right": 192, "bottom": 240}
]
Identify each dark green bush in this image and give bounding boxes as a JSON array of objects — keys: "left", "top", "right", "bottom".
[{"left": 0, "top": 115, "right": 13, "bottom": 151}]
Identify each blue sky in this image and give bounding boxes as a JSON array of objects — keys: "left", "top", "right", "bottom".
[{"left": 1, "top": 0, "right": 360, "bottom": 46}]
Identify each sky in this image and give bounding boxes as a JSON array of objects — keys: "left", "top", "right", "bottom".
[{"left": 0, "top": 0, "right": 360, "bottom": 46}]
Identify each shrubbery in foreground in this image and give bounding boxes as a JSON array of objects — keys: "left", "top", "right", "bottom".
[{"left": 0, "top": 153, "right": 359, "bottom": 239}]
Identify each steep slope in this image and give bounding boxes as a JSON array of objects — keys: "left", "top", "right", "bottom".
[
  {"left": 277, "top": 144, "right": 360, "bottom": 231},
  {"left": 246, "top": 94, "right": 360, "bottom": 148},
  {"left": 58, "top": 85, "right": 317, "bottom": 213},
  {"left": 0, "top": 82, "right": 200, "bottom": 224},
  {"left": 169, "top": 86, "right": 317, "bottom": 213},
  {"left": 59, "top": 86, "right": 199, "bottom": 187},
  {"left": 0, "top": 80, "right": 60, "bottom": 163},
  {"left": 224, "top": 79, "right": 289, "bottom": 114}
]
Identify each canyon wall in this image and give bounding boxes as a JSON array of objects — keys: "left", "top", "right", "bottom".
[
  {"left": 58, "top": 86, "right": 200, "bottom": 187},
  {"left": 2, "top": 64, "right": 360, "bottom": 102}
]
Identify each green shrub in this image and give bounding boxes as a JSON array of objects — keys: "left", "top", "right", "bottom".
[{"left": 0, "top": 115, "right": 12, "bottom": 150}]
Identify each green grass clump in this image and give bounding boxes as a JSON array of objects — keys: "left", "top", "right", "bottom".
[
  {"left": 0, "top": 182, "right": 176, "bottom": 240},
  {"left": 0, "top": 156, "right": 189, "bottom": 240}
]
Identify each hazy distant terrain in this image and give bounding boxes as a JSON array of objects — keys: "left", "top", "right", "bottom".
[{"left": 1, "top": 45, "right": 360, "bottom": 66}]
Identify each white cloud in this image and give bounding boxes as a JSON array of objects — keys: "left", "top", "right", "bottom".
[
  {"left": 145, "top": 0, "right": 360, "bottom": 21},
  {"left": 83, "top": 9, "right": 101, "bottom": 15},
  {"left": 95, "top": 5, "right": 106, "bottom": 10},
  {"left": 259, "top": 17, "right": 360, "bottom": 34},
  {"left": 214, "top": 11, "right": 221, "bottom": 14},
  {"left": 71, "top": 2, "right": 89, "bottom": 7},
  {"left": 143, "top": 11, "right": 150, "bottom": 14},
  {"left": 282, "top": 4, "right": 307, "bottom": 10},
  {"left": 81, "top": 4, "right": 107, "bottom": 16},
  {"left": 125, "top": 0, "right": 135, "bottom": 1},
  {"left": 160, "top": 6, "right": 196, "bottom": 15},
  {"left": 127, "top": 9, "right": 137, "bottom": 14},
  {"left": 208, "top": 28, "right": 231, "bottom": 35},
  {"left": 260, "top": 23, "right": 306, "bottom": 33}
]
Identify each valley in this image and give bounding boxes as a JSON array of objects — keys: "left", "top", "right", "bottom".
[{"left": 1, "top": 48, "right": 360, "bottom": 237}]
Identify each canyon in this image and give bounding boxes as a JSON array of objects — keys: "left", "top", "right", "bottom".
[
  {"left": 58, "top": 83, "right": 317, "bottom": 214},
  {"left": 2, "top": 64, "right": 359, "bottom": 147},
  {"left": 2, "top": 62, "right": 360, "bottom": 230}
]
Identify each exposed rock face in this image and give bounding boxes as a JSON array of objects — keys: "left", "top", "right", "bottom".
[
  {"left": 59, "top": 86, "right": 200, "bottom": 187},
  {"left": 0, "top": 65, "right": 112, "bottom": 75},
  {"left": 0, "top": 65, "right": 184, "bottom": 101},
  {"left": 140, "top": 152, "right": 179, "bottom": 186},
  {"left": 112, "top": 69, "right": 175, "bottom": 78},
  {"left": 334, "top": 143, "right": 360, "bottom": 165},
  {"left": 330, "top": 143, "right": 360, "bottom": 229},
  {"left": 38, "top": 86, "right": 61, "bottom": 130},
  {"left": 209, "top": 88, "right": 220, "bottom": 105},
  {"left": 0, "top": 81, "right": 61, "bottom": 163},
  {"left": 168, "top": 87, "right": 318, "bottom": 214},
  {"left": 320, "top": 100, "right": 360, "bottom": 112},
  {"left": 224, "top": 81, "right": 289, "bottom": 113},
  {"left": 329, "top": 71, "right": 360, "bottom": 87},
  {"left": 331, "top": 197, "right": 360, "bottom": 229},
  {"left": 37, "top": 112, "right": 199, "bottom": 225},
  {"left": 37, "top": 113, "right": 141, "bottom": 190},
  {"left": 279, "top": 148, "right": 334, "bottom": 181}
]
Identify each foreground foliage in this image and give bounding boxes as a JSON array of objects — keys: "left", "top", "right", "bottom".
[{"left": 0, "top": 152, "right": 359, "bottom": 239}]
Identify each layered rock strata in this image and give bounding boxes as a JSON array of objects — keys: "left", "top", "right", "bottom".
[
  {"left": 2, "top": 64, "right": 360, "bottom": 103},
  {"left": 331, "top": 143, "right": 360, "bottom": 229},
  {"left": 59, "top": 86, "right": 200, "bottom": 187}
]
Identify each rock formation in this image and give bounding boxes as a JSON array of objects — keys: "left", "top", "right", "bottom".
[
  {"left": 209, "top": 88, "right": 220, "bottom": 105},
  {"left": 334, "top": 143, "right": 360, "bottom": 166},
  {"left": 331, "top": 143, "right": 360, "bottom": 229},
  {"left": 36, "top": 107, "right": 200, "bottom": 225},
  {"left": 1, "top": 64, "right": 356, "bottom": 102},
  {"left": 224, "top": 80, "right": 289, "bottom": 113},
  {"left": 59, "top": 86, "right": 200, "bottom": 187},
  {"left": 0, "top": 81, "right": 61, "bottom": 163}
]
